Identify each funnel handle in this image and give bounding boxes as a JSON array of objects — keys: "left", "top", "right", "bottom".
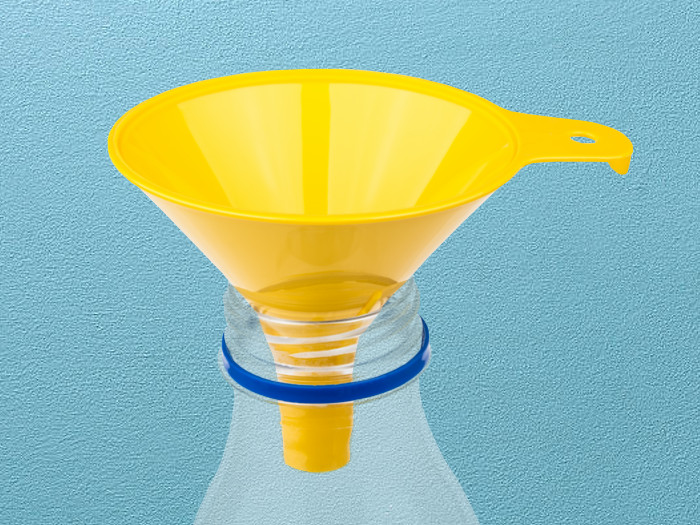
[{"left": 508, "top": 111, "right": 633, "bottom": 174}]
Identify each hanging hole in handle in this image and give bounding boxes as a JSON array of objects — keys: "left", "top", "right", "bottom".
[{"left": 571, "top": 135, "right": 596, "bottom": 144}]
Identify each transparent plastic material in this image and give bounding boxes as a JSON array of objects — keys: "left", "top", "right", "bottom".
[
  {"left": 196, "top": 279, "right": 479, "bottom": 525},
  {"left": 221, "top": 279, "right": 423, "bottom": 384}
]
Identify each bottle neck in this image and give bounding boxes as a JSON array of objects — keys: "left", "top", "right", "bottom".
[
  {"left": 221, "top": 277, "right": 426, "bottom": 472},
  {"left": 223, "top": 278, "right": 423, "bottom": 384}
]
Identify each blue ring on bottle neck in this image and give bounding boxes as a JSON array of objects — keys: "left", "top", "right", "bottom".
[{"left": 220, "top": 317, "right": 430, "bottom": 404}]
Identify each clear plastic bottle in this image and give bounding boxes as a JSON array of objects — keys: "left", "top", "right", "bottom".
[{"left": 196, "top": 279, "right": 479, "bottom": 525}]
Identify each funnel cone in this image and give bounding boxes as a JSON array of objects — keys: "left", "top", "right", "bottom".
[{"left": 108, "top": 69, "right": 632, "bottom": 471}]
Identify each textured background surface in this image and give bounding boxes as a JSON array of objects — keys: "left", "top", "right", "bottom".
[{"left": 1, "top": 1, "right": 698, "bottom": 524}]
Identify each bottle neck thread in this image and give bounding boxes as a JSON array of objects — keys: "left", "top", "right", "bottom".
[{"left": 223, "top": 278, "right": 423, "bottom": 387}]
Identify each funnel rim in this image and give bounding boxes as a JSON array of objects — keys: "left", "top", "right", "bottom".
[{"left": 108, "top": 69, "right": 519, "bottom": 225}]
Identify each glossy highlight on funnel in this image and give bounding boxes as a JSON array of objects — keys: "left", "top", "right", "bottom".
[{"left": 108, "top": 69, "right": 632, "bottom": 474}]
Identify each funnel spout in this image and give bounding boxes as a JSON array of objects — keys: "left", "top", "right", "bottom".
[{"left": 258, "top": 312, "right": 378, "bottom": 472}]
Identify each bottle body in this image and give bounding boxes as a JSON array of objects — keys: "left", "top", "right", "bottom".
[{"left": 196, "top": 380, "right": 478, "bottom": 525}]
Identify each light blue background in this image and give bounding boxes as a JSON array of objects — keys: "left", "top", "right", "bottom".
[{"left": 1, "top": 1, "right": 698, "bottom": 524}]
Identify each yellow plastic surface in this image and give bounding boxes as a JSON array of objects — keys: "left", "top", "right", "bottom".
[{"left": 108, "top": 69, "right": 633, "bottom": 471}]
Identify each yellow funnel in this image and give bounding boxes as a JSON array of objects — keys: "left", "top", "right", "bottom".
[{"left": 108, "top": 69, "right": 632, "bottom": 471}]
